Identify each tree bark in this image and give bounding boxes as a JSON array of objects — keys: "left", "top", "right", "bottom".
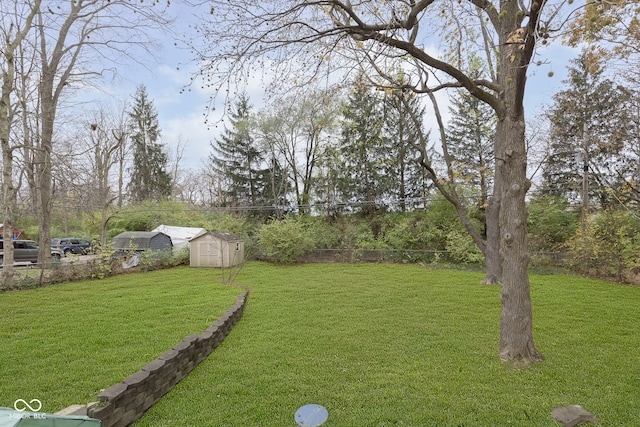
[
  {"left": 35, "top": 65, "right": 55, "bottom": 265},
  {"left": 496, "top": 112, "right": 543, "bottom": 364},
  {"left": 1, "top": 129, "right": 17, "bottom": 280},
  {"left": 483, "top": 195, "right": 502, "bottom": 284},
  {"left": 423, "top": 89, "right": 499, "bottom": 283},
  {"left": 483, "top": 110, "right": 503, "bottom": 285},
  {"left": 1, "top": 58, "right": 16, "bottom": 279}
]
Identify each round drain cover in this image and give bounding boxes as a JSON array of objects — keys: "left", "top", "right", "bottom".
[{"left": 295, "top": 404, "right": 328, "bottom": 427}]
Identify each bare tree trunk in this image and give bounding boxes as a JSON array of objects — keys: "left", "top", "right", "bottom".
[
  {"left": 496, "top": 105, "right": 543, "bottom": 365},
  {"left": 423, "top": 90, "right": 498, "bottom": 282},
  {"left": 489, "top": 0, "right": 544, "bottom": 365},
  {"left": 118, "top": 144, "right": 126, "bottom": 207},
  {"left": 1, "top": 0, "right": 41, "bottom": 280},
  {"left": 1, "top": 77, "right": 16, "bottom": 280},
  {"left": 35, "top": 63, "right": 55, "bottom": 264},
  {"left": 483, "top": 123, "right": 503, "bottom": 285},
  {"left": 1, "top": 142, "right": 17, "bottom": 279},
  {"left": 482, "top": 195, "right": 501, "bottom": 284}
]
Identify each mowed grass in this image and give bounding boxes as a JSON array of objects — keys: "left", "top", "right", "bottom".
[
  {"left": 0, "top": 268, "right": 243, "bottom": 413},
  {"left": 133, "top": 263, "right": 640, "bottom": 426},
  {"left": 2, "top": 263, "right": 639, "bottom": 425}
]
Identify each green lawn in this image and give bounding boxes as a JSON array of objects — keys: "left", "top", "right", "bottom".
[
  {"left": 0, "top": 268, "right": 243, "bottom": 413},
  {"left": 133, "top": 263, "right": 640, "bottom": 426},
  {"left": 2, "top": 263, "right": 639, "bottom": 426}
]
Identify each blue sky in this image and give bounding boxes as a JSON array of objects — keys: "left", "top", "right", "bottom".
[{"left": 104, "top": 5, "right": 578, "bottom": 172}]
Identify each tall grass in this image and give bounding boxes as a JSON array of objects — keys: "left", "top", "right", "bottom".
[
  {"left": 0, "top": 268, "right": 242, "bottom": 413},
  {"left": 134, "top": 263, "right": 640, "bottom": 426}
]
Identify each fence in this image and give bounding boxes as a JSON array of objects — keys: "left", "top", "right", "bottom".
[
  {"left": 297, "top": 249, "right": 568, "bottom": 267},
  {"left": 299, "top": 249, "right": 451, "bottom": 264}
]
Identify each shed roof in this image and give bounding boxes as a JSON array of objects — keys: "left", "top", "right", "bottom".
[
  {"left": 112, "top": 231, "right": 172, "bottom": 249},
  {"left": 151, "top": 225, "right": 207, "bottom": 249},
  {"left": 190, "top": 231, "right": 243, "bottom": 242}
]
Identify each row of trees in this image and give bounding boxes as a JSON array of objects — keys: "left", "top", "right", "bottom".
[
  {"left": 208, "top": 80, "right": 439, "bottom": 219},
  {"left": 207, "top": 52, "right": 640, "bottom": 261},
  {"left": 0, "top": 1, "right": 172, "bottom": 279},
  {"left": 17, "top": 52, "right": 639, "bottom": 256}
]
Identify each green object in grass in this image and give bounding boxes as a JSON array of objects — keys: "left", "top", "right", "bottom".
[{"left": 0, "top": 407, "right": 101, "bottom": 426}]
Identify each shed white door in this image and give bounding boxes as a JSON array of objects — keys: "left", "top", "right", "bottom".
[{"left": 198, "top": 241, "right": 220, "bottom": 267}]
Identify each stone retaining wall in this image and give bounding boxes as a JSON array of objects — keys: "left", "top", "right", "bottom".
[{"left": 86, "top": 291, "right": 248, "bottom": 427}]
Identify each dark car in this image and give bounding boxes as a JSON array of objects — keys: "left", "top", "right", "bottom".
[
  {"left": 51, "top": 237, "right": 93, "bottom": 255},
  {"left": 0, "top": 239, "right": 63, "bottom": 263}
]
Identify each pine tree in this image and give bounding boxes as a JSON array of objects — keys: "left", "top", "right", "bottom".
[
  {"left": 446, "top": 87, "right": 496, "bottom": 208},
  {"left": 339, "top": 78, "right": 391, "bottom": 215},
  {"left": 383, "top": 88, "right": 431, "bottom": 211},
  {"left": 127, "top": 84, "right": 172, "bottom": 202},
  {"left": 539, "top": 53, "right": 632, "bottom": 209},
  {"left": 209, "top": 93, "right": 268, "bottom": 214}
]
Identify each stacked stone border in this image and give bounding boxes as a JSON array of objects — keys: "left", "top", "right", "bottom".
[{"left": 58, "top": 291, "right": 248, "bottom": 427}]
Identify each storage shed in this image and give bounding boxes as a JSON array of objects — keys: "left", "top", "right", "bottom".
[
  {"left": 112, "top": 231, "right": 173, "bottom": 253},
  {"left": 189, "top": 232, "right": 244, "bottom": 268}
]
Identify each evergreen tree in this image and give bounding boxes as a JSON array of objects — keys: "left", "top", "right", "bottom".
[
  {"left": 314, "top": 142, "right": 343, "bottom": 219},
  {"left": 127, "top": 84, "right": 173, "bottom": 202},
  {"left": 339, "top": 78, "right": 392, "bottom": 215},
  {"left": 446, "top": 87, "right": 496, "bottom": 208},
  {"left": 209, "top": 93, "right": 269, "bottom": 215},
  {"left": 539, "top": 53, "right": 632, "bottom": 209},
  {"left": 383, "top": 88, "right": 431, "bottom": 211}
]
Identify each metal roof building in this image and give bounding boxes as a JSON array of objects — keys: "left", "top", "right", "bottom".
[{"left": 112, "top": 231, "right": 173, "bottom": 253}]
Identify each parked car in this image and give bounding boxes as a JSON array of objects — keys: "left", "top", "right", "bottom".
[
  {"left": 51, "top": 237, "right": 94, "bottom": 255},
  {"left": 0, "top": 239, "right": 63, "bottom": 263}
]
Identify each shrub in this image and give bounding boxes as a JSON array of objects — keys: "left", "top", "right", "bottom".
[
  {"left": 257, "top": 217, "right": 317, "bottom": 263},
  {"left": 384, "top": 212, "right": 446, "bottom": 251},
  {"left": 205, "top": 213, "right": 261, "bottom": 259},
  {"left": 567, "top": 209, "right": 640, "bottom": 282},
  {"left": 527, "top": 195, "right": 579, "bottom": 252},
  {"left": 446, "top": 229, "right": 484, "bottom": 264}
]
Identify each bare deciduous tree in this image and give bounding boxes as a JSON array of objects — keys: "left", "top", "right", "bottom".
[
  {"left": 11, "top": 0, "right": 171, "bottom": 264},
  {"left": 84, "top": 104, "right": 130, "bottom": 246},
  {"left": 0, "top": 0, "right": 41, "bottom": 280},
  {"left": 256, "top": 91, "right": 338, "bottom": 215}
]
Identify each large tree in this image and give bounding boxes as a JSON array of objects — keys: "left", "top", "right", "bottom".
[
  {"left": 383, "top": 85, "right": 430, "bottom": 212},
  {"left": 188, "top": 0, "right": 620, "bottom": 364},
  {"left": 84, "top": 104, "right": 130, "bottom": 245},
  {"left": 256, "top": 91, "right": 338, "bottom": 215},
  {"left": 339, "top": 78, "right": 391, "bottom": 216},
  {"left": 539, "top": 53, "right": 633, "bottom": 213},
  {"left": 127, "top": 84, "right": 173, "bottom": 202},
  {"left": 0, "top": 0, "right": 41, "bottom": 278},
  {"left": 446, "top": 87, "right": 496, "bottom": 210},
  {"left": 209, "top": 94, "right": 270, "bottom": 215}
]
